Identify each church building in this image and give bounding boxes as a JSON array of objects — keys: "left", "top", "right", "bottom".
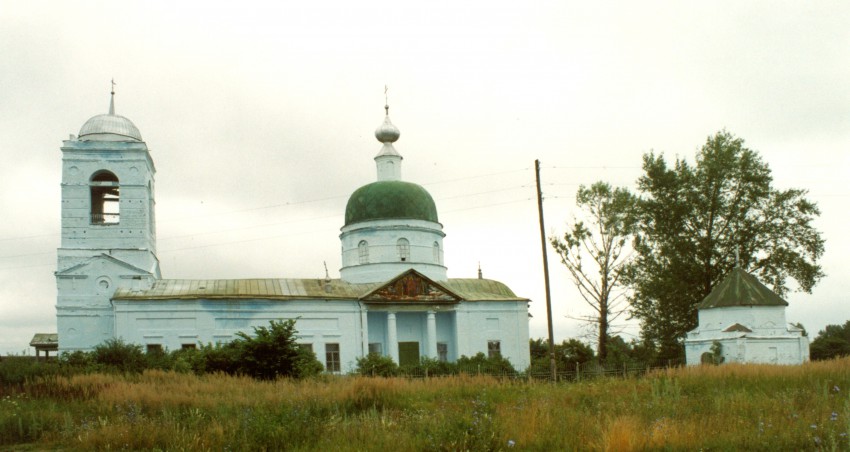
[
  {"left": 684, "top": 267, "right": 809, "bottom": 365},
  {"left": 55, "top": 91, "right": 531, "bottom": 373}
]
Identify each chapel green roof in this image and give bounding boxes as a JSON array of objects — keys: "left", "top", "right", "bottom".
[
  {"left": 697, "top": 267, "right": 788, "bottom": 309},
  {"left": 345, "top": 180, "right": 438, "bottom": 226}
]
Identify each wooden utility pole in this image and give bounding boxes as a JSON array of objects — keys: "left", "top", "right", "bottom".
[{"left": 535, "top": 159, "right": 557, "bottom": 381}]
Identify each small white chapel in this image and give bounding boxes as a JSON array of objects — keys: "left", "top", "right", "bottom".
[
  {"left": 685, "top": 267, "right": 809, "bottom": 365},
  {"left": 55, "top": 90, "right": 531, "bottom": 373}
]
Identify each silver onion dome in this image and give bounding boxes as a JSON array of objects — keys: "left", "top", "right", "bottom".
[{"left": 375, "top": 107, "right": 400, "bottom": 144}]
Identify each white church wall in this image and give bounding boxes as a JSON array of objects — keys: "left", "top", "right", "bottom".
[
  {"left": 456, "top": 301, "right": 530, "bottom": 370},
  {"left": 696, "top": 306, "right": 788, "bottom": 335},
  {"left": 113, "top": 299, "right": 365, "bottom": 373},
  {"left": 436, "top": 311, "right": 456, "bottom": 361},
  {"left": 57, "top": 257, "right": 155, "bottom": 352},
  {"left": 686, "top": 335, "right": 809, "bottom": 366},
  {"left": 59, "top": 141, "right": 157, "bottom": 255},
  {"left": 367, "top": 311, "right": 387, "bottom": 348}
]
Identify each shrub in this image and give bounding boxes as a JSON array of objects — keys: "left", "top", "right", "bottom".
[
  {"left": 355, "top": 354, "right": 400, "bottom": 377},
  {"left": 235, "top": 319, "right": 313, "bottom": 380},
  {"left": 0, "top": 357, "right": 64, "bottom": 385},
  {"left": 294, "top": 346, "right": 325, "bottom": 378},
  {"left": 198, "top": 342, "right": 241, "bottom": 375},
  {"left": 528, "top": 338, "right": 596, "bottom": 374},
  {"left": 91, "top": 338, "right": 146, "bottom": 373},
  {"left": 456, "top": 352, "right": 516, "bottom": 375},
  {"left": 59, "top": 350, "right": 93, "bottom": 369}
]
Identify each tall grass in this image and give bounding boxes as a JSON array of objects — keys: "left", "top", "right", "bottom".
[{"left": 1, "top": 357, "right": 848, "bottom": 450}]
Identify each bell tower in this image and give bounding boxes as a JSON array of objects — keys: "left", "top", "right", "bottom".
[{"left": 56, "top": 86, "right": 160, "bottom": 352}]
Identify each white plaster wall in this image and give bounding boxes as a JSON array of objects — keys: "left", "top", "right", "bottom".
[
  {"left": 340, "top": 219, "right": 446, "bottom": 282},
  {"left": 57, "top": 257, "right": 157, "bottom": 351},
  {"left": 436, "top": 311, "right": 456, "bottom": 361},
  {"left": 113, "top": 299, "right": 365, "bottom": 373},
  {"left": 455, "top": 301, "right": 530, "bottom": 370},
  {"left": 60, "top": 140, "right": 157, "bottom": 258},
  {"left": 695, "top": 306, "right": 788, "bottom": 335}
]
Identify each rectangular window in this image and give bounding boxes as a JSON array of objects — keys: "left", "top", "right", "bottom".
[
  {"left": 146, "top": 344, "right": 163, "bottom": 354},
  {"left": 487, "top": 340, "right": 501, "bottom": 359},
  {"left": 325, "top": 343, "right": 341, "bottom": 373},
  {"left": 437, "top": 342, "right": 448, "bottom": 362},
  {"left": 181, "top": 343, "right": 196, "bottom": 351},
  {"left": 368, "top": 342, "right": 383, "bottom": 356}
]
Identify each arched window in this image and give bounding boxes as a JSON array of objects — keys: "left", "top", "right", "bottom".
[
  {"left": 90, "top": 171, "right": 119, "bottom": 224},
  {"left": 358, "top": 240, "right": 369, "bottom": 264},
  {"left": 433, "top": 242, "right": 441, "bottom": 264},
  {"left": 397, "top": 238, "right": 410, "bottom": 262}
]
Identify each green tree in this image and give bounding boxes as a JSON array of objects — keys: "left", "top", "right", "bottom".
[
  {"left": 234, "top": 319, "right": 323, "bottom": 380},
  {"left": 91, "top": 338, "right": 146, "bottom": 373},
  {"left": 550, "top": 182, "right": 637, "bottom": 361},
  {"left": 810, "top": 320, "right": 850, "bottom": 361},
  {"left": 629, "top": 131, "right": 825, "bottom": 361},
  {"left": 528, "top": 338, "right": 595, "bottom": 374}
]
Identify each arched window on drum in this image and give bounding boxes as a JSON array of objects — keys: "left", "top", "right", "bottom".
[
  {"left": 358, "top": 240, "right": 369, "bottom": 264},
  {"left": 397, "top": 238, "right": 410, "bottom": 262}
]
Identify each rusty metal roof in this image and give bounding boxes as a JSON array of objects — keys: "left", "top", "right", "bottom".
[
  {"left": 444, "top": 278, "right": 528, "bottom": 301},
  {"left": 113, "top": 278, "right": 527, "bottom": 302},
  {"left": 697, "top": 268, "right": 788, "bottom": 309},
  {"left": 30, "top": 333, "right": 59, "bottom": 347},
  {"left": 722, "top": 323, "right": 753, "bottom": 333}
]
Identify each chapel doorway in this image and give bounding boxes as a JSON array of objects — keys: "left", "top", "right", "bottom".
[{"left": 398, "top": 341, "right": 420, "bottom": 366}]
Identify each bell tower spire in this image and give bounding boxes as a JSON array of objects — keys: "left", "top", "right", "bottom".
[{"left": 109, "top": 79, "right": 116, "bottom": 115}]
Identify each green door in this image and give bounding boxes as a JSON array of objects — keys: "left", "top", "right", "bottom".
[{"left": 398, "top": 342, "right": 420, "bottom": 366}]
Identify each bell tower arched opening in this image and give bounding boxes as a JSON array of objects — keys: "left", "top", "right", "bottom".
[{"left": 90, "top": 170, "right": 119, "bottom": 224}]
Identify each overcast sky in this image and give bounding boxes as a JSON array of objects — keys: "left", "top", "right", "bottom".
[{"left": 1, "top": 1, "right": 848, "bottom": 355}]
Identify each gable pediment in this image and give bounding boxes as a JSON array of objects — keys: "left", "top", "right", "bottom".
[
  {"left": 723, "top": 323, "right": 753, "bottom": 333},
  {"left": 56, "top": 254, "right": 151, "bottom": 278},
  {"left": 361, "top": 269, "right": 461, "bottom": 304}
]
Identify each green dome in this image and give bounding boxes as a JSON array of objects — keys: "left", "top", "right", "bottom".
[{"left": 345, "top": 181, "right": 439, "bottom": 225}]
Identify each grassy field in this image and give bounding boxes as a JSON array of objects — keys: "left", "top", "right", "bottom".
[{"left": 1, "top": 357, "right": 848, "bottom": 451}]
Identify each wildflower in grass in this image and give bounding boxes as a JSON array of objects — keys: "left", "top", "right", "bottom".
[
  {"left": 830, "top": 412, "right": 838, "bottom": 421},
  {"left": 507, "top": 439, "right": 516, "bottom": 448},
  {"left": 810, "top": 424, "right": 817, "bottom": 429},
  {"left": 833, "top": 385, "right": 840, "bottom": 392}
]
